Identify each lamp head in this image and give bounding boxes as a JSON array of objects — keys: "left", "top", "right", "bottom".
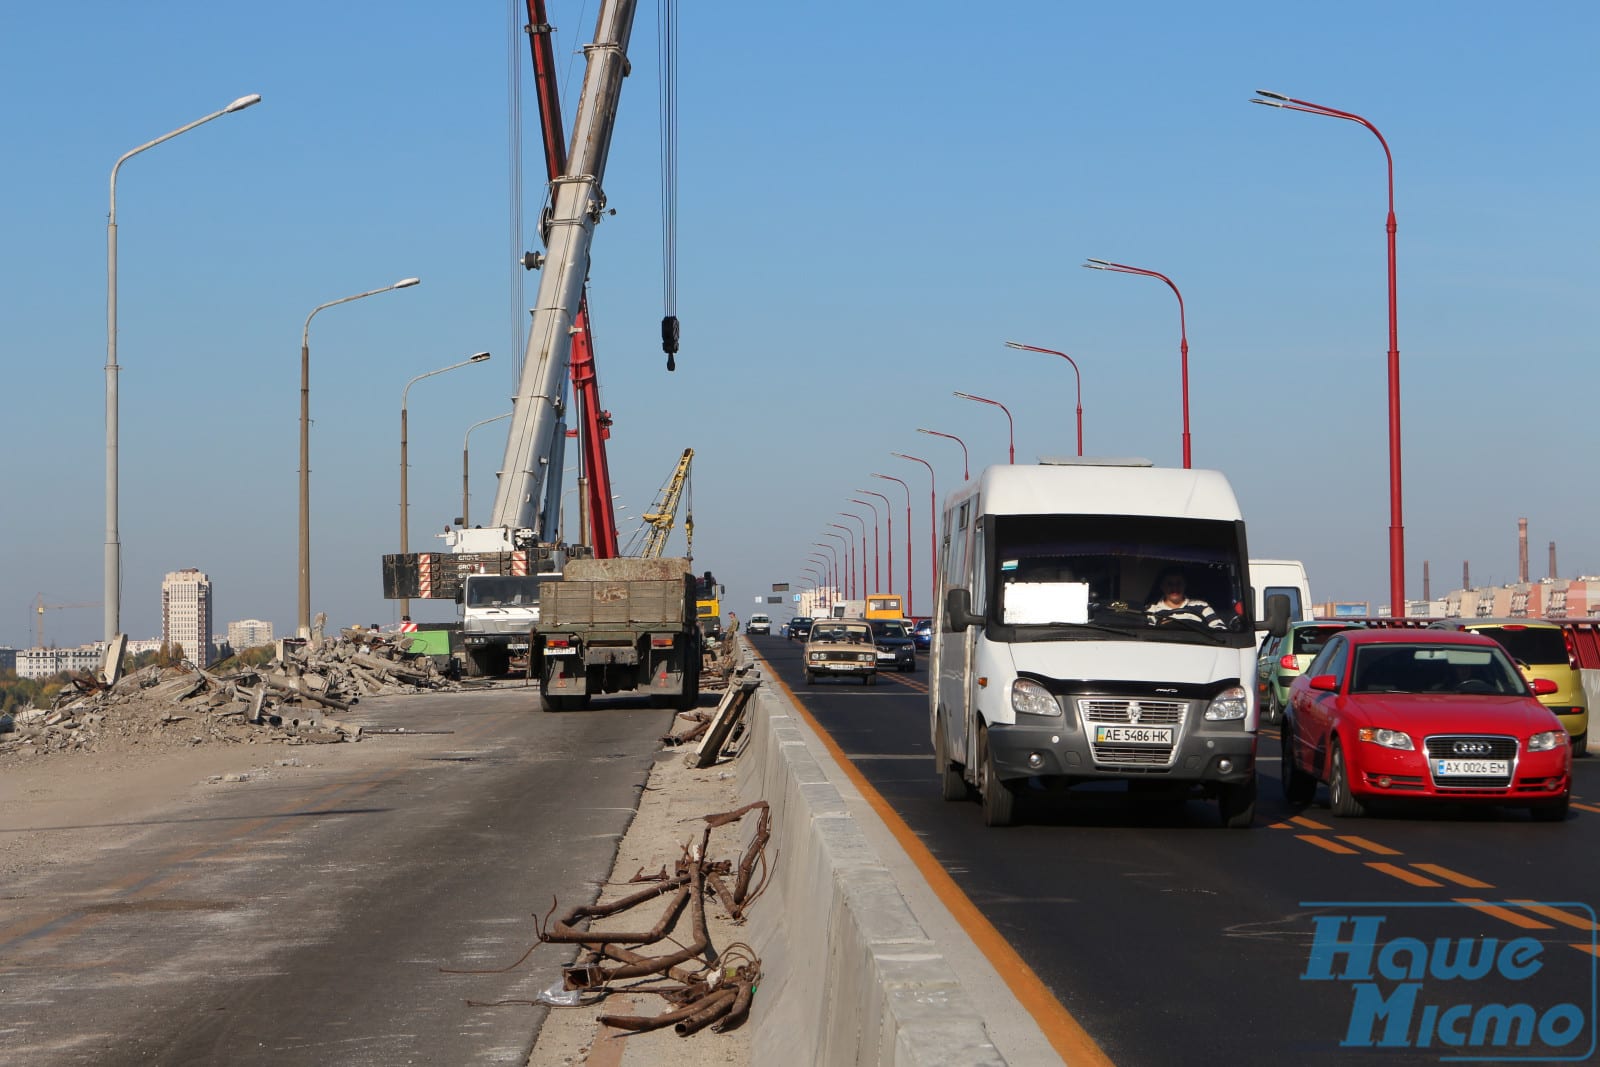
[
  {"left": 1003, "top": 340, "right": 1029, "bottom": 350},
  {"left": 226, "top": 94, "right": 263, "bottom": 112},
  {"left": 1254, "top": 89, "right": 1290, "bottom": 101},
  {"left": 953, "top": 391, "right": 979, "bottom": 402},
  {"left": 395, "top": 277, "right": 421, "bottom": 289},
  {"left": 468, "top": 351, "right": 491, "bottom": 363}
]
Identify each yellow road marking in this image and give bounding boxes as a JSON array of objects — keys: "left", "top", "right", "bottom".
[
  {"left": 1298, "top": 835, "right": 1358, "bottom": 855},
  {"left": 749, "top": 645, "right": 1115, "bottom": 1067},
  {"left": 1570, "top": 800, "right": 1600, "bottom": 814},
  {"left": 1365, "top": 862, "right": 1442, "bottom": 888},
  {"left": 1453, "top": 898, "right": 1554, "bottom": 930},
  {"left": 1506, "top": 901, "right": 1598, "bottom": 931},
  {"left": 1334, "top": 835, "right": 1401, "bottom": 856},
  {"left": 1289, "top": 815, "right": 1329, "bottom": 831},
  {"left": 1410, "top": 863, "right": 1493, "bottom": 889},
  {"left": 1572, "top": 943, "right": 1600, "bottom": 958}
]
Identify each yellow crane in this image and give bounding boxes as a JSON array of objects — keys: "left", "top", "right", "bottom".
[
  {"left": 34, "top": 594, "right": 101, "bottom": 648},
  {"left": 638, "top": 448, "right": 694, "bottom": 559}
]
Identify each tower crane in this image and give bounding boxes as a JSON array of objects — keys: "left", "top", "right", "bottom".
[
  {"left": 637, "top": 448, "right": 693, "bottom": 559},
  {"left": 34, "top": 594, "right": 102, "bottom": 648}
]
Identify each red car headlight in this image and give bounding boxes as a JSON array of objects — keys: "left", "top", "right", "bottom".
[{"left": 1358, "top": 727, "right": 1414, "bottom": 751}]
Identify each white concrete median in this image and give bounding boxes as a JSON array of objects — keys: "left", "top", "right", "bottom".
[{"left": 737, "top": 680, "right": 1017, "bottom": 1066}]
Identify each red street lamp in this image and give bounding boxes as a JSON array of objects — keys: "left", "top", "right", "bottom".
[
  {"left": 1253, "top": 88, "right": 1405, "bottom": 618},
  {"left": 1004, "top": 340, "right": 1083, "bottom": 457},
  {"left": 1080, "top": 260, "right": 1190, "bottom": 468},
  {"left": 822, "top": 531, "right": 851, "bottom": 601},
  {"left": 953, "top": 391, "right": 1014, "bottom": 464},
  {"left": 916, "top": 427, "right": 968, "bottom": 481},
  {"left": 891, "top": 451, "right": 936, "bottom": 618},
  {"left": 827, "top": 523, "right": 857, "bottom": 600},
  {"left": 856, "top": 488, "right": 894, "bottom": 598},
  {"left": 838, "top": 512, "right": 868, "bottom": 601},
  {"left": 850, "top": 497, "right": 881, "bottom": 591},
  {"left": 811, "top": 543, "right": 839, "bottom": 605},
  {"left": 872, "top": 472, "right": 913, "bottom": 618}
]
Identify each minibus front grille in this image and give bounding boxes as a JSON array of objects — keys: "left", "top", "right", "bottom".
[{"left": 1076, "top": 697, "right": 1188, "bottom": 767}]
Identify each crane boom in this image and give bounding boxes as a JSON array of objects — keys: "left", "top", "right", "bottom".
[
  {"left": 491, "top": 0, "right": 637, "bottom": 537},
  {"left": 639, "top": 448, "right": 693, "bottom": 558}
]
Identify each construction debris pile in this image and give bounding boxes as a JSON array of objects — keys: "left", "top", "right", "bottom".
[
  {"left": 0, "top": 627, "right": 459, "bottom": 761},
  {"left": 535, "top": 801, "right": 770, "bottom": 1037}
]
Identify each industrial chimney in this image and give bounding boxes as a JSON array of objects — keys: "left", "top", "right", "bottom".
[
  {"left": 1550, "top": 541, "right": 1558, "bottom": 581},
  {"left": 1518, "top": 518, "right": 1529, "bottom": 584},
  {"left": 1464, "top": 561, "right": 1471, "bottom": 589},
  {"left": 1423, "top": 560, "right": 1431, "bottom": 603}
]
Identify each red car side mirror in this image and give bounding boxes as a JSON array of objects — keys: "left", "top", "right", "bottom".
[
  {"left": 1530, "top": 677, "right": 1558, "bottom": 696},
  {"left": 1309, "top": 674, "right": 1340, "bottom": 692}
]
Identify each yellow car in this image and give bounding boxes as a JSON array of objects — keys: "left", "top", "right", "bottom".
[{"left": 1429, "top": 619, "right": 1589, "bottom": 751}]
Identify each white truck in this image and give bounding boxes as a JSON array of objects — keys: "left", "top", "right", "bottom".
[{"left": 930, "top": 459, "right": 1285, "bottom": 828}]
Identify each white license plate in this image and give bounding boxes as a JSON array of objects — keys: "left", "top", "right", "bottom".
[
  {"left": 544, "top": 647, "right": 575, "bottom": 656},
  {"left": 1094, "top": 726, "right": 1173, "bottom": 745},
  {"left": 508, "top": 643, "right": 529, "bottom": 651},
  {"left": 1435, "top": 759, "right": 1508, "bottom": 776}
]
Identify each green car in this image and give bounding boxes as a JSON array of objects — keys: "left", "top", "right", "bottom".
[{"left": 1256, "top": 620, "right": 1364, "bottom": 723}]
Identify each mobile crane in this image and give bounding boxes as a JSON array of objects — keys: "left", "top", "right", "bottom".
[{"left": 380, "top": 0, "right": 640, "bottom": 675}]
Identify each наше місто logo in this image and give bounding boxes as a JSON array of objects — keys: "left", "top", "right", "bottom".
[{"left": 1301, "top": 901, "right": 1597, "bottom": 1061}]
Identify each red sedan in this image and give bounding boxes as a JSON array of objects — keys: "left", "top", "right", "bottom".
[{"left": 1282, "top": 628, "right": 1570, "bottom": 820}]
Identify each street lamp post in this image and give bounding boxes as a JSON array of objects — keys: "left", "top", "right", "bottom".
[
  {"left": 1081, "top": 259, "right": 1190, "bottom": 467},
  {"left": 891, "top": 452, "right": 936, "bottom": 618},
  {"left": 872, "top": 473, "right": 913, "bottom": 618},
  {"left": 856, "top": 489, "right": 894, "bottom": 599},
  {"left": 838, "top": 513, "right": 868, "bottom": 601},
  {"left": 823, "top": 531, "right": 852, "bottom": 601},
  {"left": 299, "top": 277, "right": 421, "bottom": 639},
  {"left": 461, "top": 412, "right": 511, "bottom": 528},
  {"left": 953, "top": 391, "right": 1014, "bottom": 464},
  {"left": 400, "top": 352, "right": 491, "bottom": 616},
  {"left": 1004, "top": 340, "right": 1083, "bottom": 457},
  {"left": 1253, "top": 88, "right": 1405, "bottom": 617},
  {"left": 916, "top": 428, "right": 969, "bottom": 481},
  {"left": 105, "top": 92, "right": 262, "bottom": 644},
  {"left": 850, "top": 498, "right": 881, "bottom": 591},
  {"left": 812, "top": 543, "right": 840, "bottom": 607}
]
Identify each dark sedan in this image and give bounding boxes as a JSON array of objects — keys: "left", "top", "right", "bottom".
[
  {"left": 789, "top": 616, "right": 814, "bottom": 641},
  {"left": 911, "top": 617, "right": 932, "bottom": 652},
  {"left": 870, "top": 619, "right": 917, "bottom": 672}
]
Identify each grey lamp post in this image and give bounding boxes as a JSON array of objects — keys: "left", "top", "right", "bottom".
[
  {"left": 298, "top": 278, "right": 421, "bottom": 639},
  {"left": 401, "top": 353, "right": 491, "bottom": 616},
  {"left": 106, "top": 92, "right": 261, "bottom": 644},
  {"left": 461, "top": 412, "right": 511, "bottom": 528}
]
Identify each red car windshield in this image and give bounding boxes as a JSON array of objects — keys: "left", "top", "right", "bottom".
[{"left": 1350, "top": 644, "right": 1526, "bottom": 696}]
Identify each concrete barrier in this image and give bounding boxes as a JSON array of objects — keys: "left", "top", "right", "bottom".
[{"left": 737, "top": 679, "right": 1009, "bottom": 1066}]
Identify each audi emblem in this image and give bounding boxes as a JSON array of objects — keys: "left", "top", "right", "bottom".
[{"left": 1452, "top": 740, "right": 1492, "bottom": 756}]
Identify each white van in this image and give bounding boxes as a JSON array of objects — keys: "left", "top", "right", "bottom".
[
  {"left": 1249, "top": 559, "right": 1312, "bottom": 647},
  {"left": 930, "top": 460, "right": 1271, "bottom": 828}
]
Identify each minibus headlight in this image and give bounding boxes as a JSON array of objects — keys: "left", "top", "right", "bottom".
[
  {"left": 1011, "top": 678, "right": 1061, "bottom": 717},
  {"left": 1204, "top": 686, "right": 1248, "bottom": 721}
]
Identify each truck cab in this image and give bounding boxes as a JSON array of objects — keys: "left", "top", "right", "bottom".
[{"left": 460, "top": 572, "right": 550, "bottom": 677}]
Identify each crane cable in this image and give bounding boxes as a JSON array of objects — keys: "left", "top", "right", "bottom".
[{"left": 658, "top": 0, "right": 680, "bottom": 370}]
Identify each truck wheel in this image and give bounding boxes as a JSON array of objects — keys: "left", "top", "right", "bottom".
[
  {"left": 978, "top": 726, "right": 1017, "bottom": 827},
  {"left": 865, "top": 672, "right": 876, "bottom": 686},
  {"left": 934, "top": 709, "right": 969, "bottom": 801},
  {"left": 805, "top": 670, "right": 815, "bottom": 685},
  {"left": 1328, "top": 743, "right": 1365, "bottom": 818},
  {"left": 1218, "top": 776, "right": 1256, "bottom": 829}
]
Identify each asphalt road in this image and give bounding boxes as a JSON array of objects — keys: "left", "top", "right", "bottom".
[
  {"left": 749, "top": 632, "right": 1600, "bottom": 1067},
  {"left": 0, "top": 684, "right": 676, "bottom": 1066}
]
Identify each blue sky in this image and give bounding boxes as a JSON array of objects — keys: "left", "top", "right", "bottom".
[{"left": 3, "top": 2, "right": 1596, "bottom": 648}]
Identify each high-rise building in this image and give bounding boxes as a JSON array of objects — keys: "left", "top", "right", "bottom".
[
  {"left": 227, "top": 619, "right": 274, "bottom": 652},
  {"left": 162, "top": 568, "right": 213, "bottom": 667}
]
